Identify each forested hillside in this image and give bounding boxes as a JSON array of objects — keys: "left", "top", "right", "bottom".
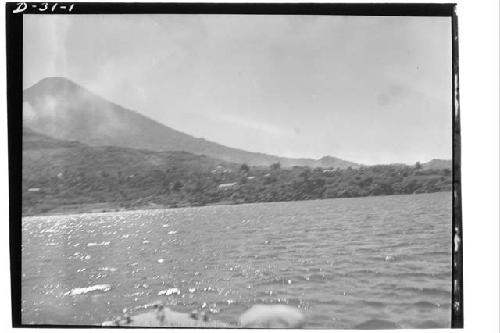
[{"left": 23, "top": 130, "right": 452, "bottom": 216}]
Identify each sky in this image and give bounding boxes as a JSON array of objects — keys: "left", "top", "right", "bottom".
[{"left": 23, "top": 14, "right": 452, "bottom": 165}]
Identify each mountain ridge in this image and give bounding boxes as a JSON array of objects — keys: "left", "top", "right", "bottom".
[
  {"left": 23, "top": 77, "right": 360, "bottom": 169},
  {"left": 422, "top": 159, "right": 452, "bottom": 170}
]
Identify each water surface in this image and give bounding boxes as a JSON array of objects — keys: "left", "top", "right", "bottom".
[{"left": 22, "top": 192, "right": 452, "bottom": 328}]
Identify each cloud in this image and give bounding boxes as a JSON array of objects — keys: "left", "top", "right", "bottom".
[
  {"left": 23, "top": 102, "right": 36, "bottom": 123},
  {"left": 214, "top": 113, "right": 294, "bottom": 139},
  {"left": 23, "top": 15, "right": 72, "bottom": 87}
]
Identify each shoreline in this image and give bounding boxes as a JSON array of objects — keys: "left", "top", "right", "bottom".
[{"left": 22, "top": 190, "right": 451, "bottom": 219}]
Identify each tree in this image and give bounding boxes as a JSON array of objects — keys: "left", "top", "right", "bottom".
[
  {"left": 299, "top": 169, "right": 311, "bottom": 181},
  {"left": 171, "top": 181, "right": 183, "bottom": 192},
  {"left": 270, "top": 162, "right": 281, "bottom": 171},
  {"left": 415, "top": 161, "right": 422, "bottom": 170},
  {"left": 359, "top": 176, "right": 373, "bottom": 187},
  {"left": 240, "top": 163, "right": 250, "bottom": 174},
  {"left": 264, "top": 175, "right": 277, "bottom": 185}
]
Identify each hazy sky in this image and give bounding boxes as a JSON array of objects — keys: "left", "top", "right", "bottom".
[{"left": 24, "top": 14, "right": 452, "bottom": 165}]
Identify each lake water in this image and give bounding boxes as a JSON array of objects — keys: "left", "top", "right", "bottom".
[{"left": 22, "top": 192, "right": 452, "bottom": 328}]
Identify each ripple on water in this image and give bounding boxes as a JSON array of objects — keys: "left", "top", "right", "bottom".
[
  {"left": 354, "top": 319, "right": 401, "bottom": 329},
  {"left": 64, "top": 284, "right": 112, "bottom": 296},
  {"left": 158, "top": 288, "right": 180, "bottom": 296},
  {"left": 21, "top": 193, "right": 452, "bottom": 328}
]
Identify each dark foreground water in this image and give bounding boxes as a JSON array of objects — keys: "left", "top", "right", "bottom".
[{"left": 22, "top": 192, "right": 452, "bottom": 328}]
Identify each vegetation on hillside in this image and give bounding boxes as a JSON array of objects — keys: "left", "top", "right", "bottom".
[{"left": 23, "top": 139, "right": 452, "bottom": 216}]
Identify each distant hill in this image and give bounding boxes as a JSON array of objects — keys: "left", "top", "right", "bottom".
[
  {"left": 23, "top": 77, "right": 359, "bottom": 169},
  {"left": 422, "top": 159, "right": 452, "bottom": 170},
  {"left": 23, "top": 127, "right": 84, "bottom": 150},
  {"left": 23, "top": 127, "right": 235, "bottom": 180}
]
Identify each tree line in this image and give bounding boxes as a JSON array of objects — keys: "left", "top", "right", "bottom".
[{"left": 22, "top": 160, "right": 451, "bottom": 216}]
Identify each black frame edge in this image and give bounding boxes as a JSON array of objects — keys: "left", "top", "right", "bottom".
[
  {"left": 6, "top": 2, "right": 23, "bottom": 328},
  {"left": 450, "top": 3, "right": 463, "bottom": 329},
  {"left": 6, "top": 2, "right": 456, "bottom": 16}
]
